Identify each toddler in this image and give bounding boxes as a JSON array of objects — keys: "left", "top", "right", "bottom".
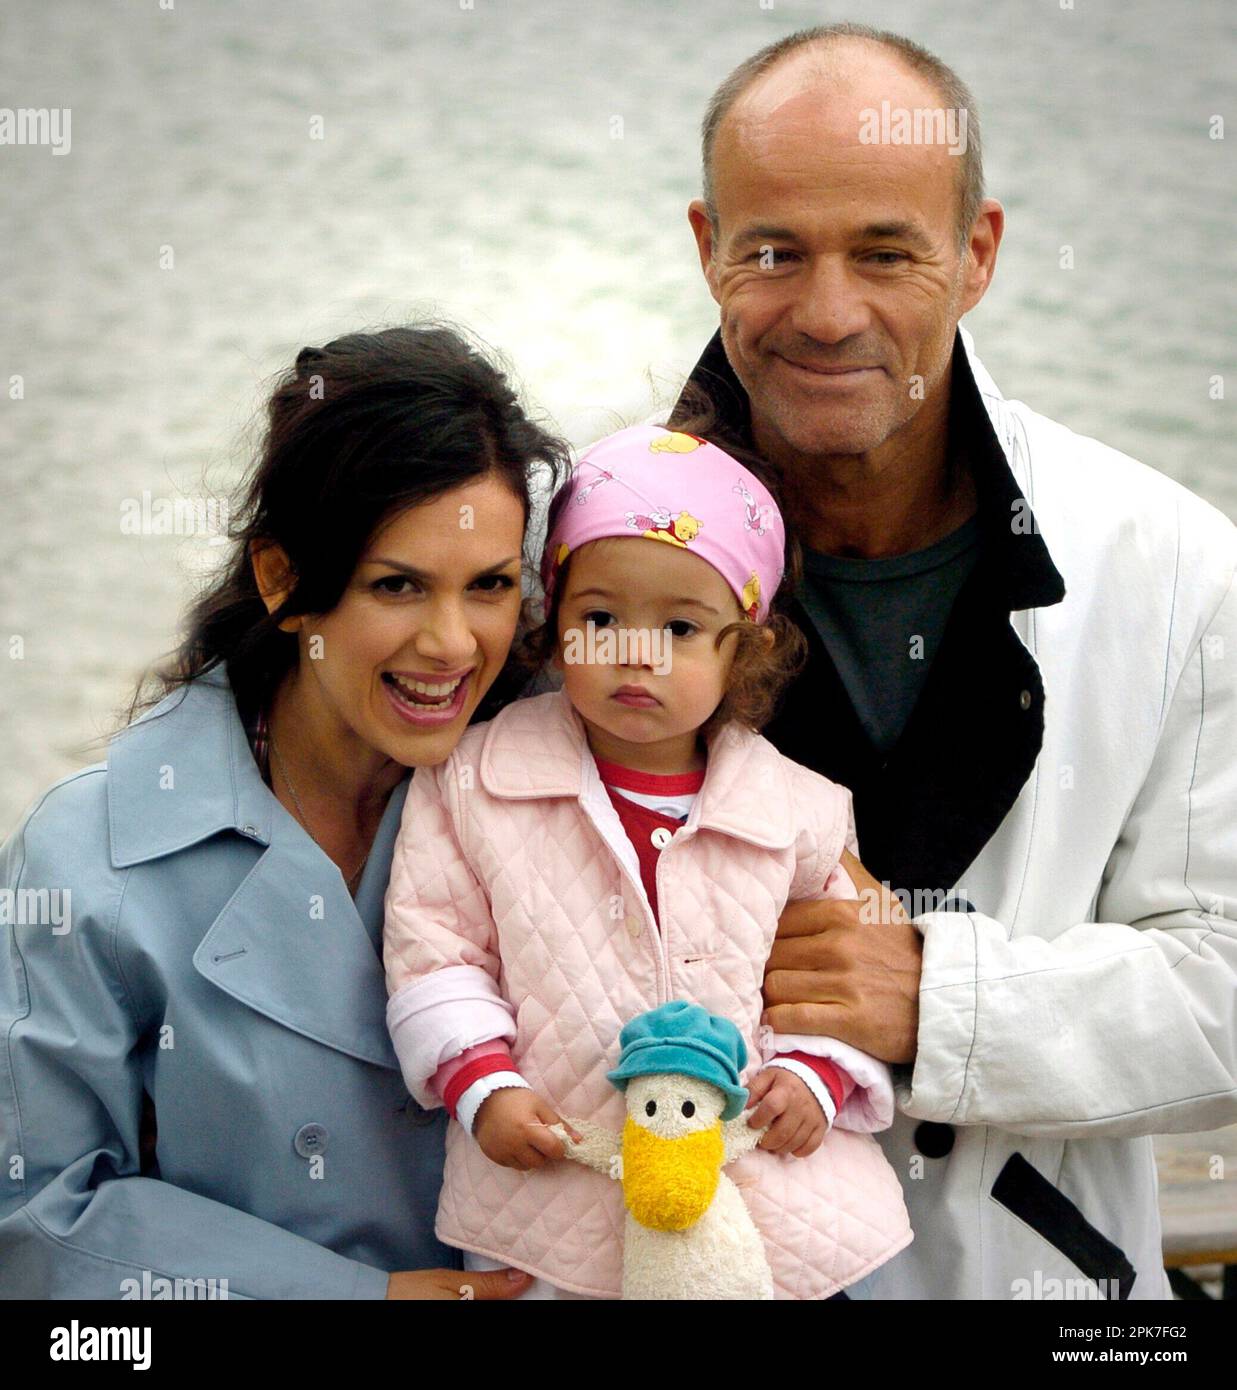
[{"left": 383, "top": 425, "right": 912, "bottom": 1298}]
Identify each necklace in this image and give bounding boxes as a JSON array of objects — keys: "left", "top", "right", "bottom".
[{"left": 268, "top": 735, "right": 370, "bottom": 892}]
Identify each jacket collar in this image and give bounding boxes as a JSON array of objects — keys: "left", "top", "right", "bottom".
[
  {"left": 478, "top": 688, "right": 801, "bottom": 850},
  {"left": 107, "top": 662, "right": 276, "bottom": 868},
  {"left": 107, "top": 661, "right": 410, "bottom": 1070},
  {"left": 670, "top": 325, "right": 1066, "bottom": 614}
]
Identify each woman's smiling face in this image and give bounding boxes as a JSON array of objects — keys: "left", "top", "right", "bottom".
[{"left": 294, "top": 472, "right": 527, "bottom": 768}]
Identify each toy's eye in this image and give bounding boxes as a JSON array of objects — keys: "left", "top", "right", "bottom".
[
  {"left": 645, "top": 1100, "right": 657, "bottom": 1117},
  {"left": 681, "top": 1100, "right": 695, "bottom": 1118}
]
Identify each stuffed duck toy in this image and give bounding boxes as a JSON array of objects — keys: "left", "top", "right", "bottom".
[{"left": 552, "top": 1001, "right": 775, "bottom": 1300}]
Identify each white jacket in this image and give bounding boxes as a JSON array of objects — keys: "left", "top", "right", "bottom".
[{"left": 852, "top": 326, "right": 1237, "bottom": 1300}]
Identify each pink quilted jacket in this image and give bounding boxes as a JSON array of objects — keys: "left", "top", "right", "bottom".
[{"left": 384, "top": 689, "right": 913, "bottom": 1298}]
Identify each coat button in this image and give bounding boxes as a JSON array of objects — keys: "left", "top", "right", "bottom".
[
  {"left": 405, "top": 1098, "right": 437, "bottom": 1128},
  {"left": 650, "top": 827, "right": 673, "bottom": 849},
  {"left": 914, "top": 1121, "right": 955, "bottom": 1158},
  {"left": 1019, "top": 689, "right": 1032, "bottom": 711},
  {"left": 293, "top": 1123, "right": 329, "bottom": 1158},
  {"left": 626, "top": 914, "right": 643, "bottom": 938}
]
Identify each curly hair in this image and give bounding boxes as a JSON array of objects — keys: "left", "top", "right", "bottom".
[{"left": 516, "top": 386, "right": 809, "bottom": 739}]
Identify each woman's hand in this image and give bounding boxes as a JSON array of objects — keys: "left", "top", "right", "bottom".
[
  {"left": 473, "top": 1088, "right": 580, "bottom": 1170},
  {"left": 764, "top": 849, "right": 922, "bottom": 1064},
  {"left": 386, "top": 1268, "right": 534, "bottom": 1299}
]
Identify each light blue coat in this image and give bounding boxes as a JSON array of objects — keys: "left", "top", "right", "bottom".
[{"left": 0, "top": 663, "right": 456, "bottom": 1298}]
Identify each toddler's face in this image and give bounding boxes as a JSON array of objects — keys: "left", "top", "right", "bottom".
[{"left": 553, "top": 537, "right": 743, "bottom": 761}]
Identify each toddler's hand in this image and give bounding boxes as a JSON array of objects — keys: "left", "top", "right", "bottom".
[
  {"left": 474, "top": 1088, "right": 578, "bottom": 1170},
  {"left": 745, "top": 1067, "right": 827, "bottom": 1157}
]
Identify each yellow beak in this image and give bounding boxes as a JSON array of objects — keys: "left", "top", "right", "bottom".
[{"left": 620, "top": 1116, "right": 724, "bottom": 1231}]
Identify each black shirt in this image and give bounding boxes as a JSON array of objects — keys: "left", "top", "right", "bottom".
[{"left": 798, "top": 515, "right": 982, "bottom": 756}]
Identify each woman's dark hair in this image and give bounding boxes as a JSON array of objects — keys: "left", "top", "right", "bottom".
[
  {"left": 124, "top": 322, "right": 571, "bottom": 728},
  {"left": 516, "top": 382, "right": 809, "bottom": 739}
]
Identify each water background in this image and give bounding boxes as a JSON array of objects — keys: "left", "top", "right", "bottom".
[{"left": 1, "top": 0, "right": 1233, "bottom": 833}]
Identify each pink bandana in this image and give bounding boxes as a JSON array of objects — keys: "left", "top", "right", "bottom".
[{"left": 540, "top": 425, "right": 786, "bottom": 623}]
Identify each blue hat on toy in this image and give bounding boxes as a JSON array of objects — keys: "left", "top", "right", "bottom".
[{"left": 606, "top": 1000, "right": 749, "bottom": 1121}]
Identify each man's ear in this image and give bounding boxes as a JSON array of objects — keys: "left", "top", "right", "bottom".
[
  {"left": 249, "top": 539, "right": 303, "bottom": 633},
  {"left": 687, "top": 199, "right": 722, "bottom": 304},
  {"left": 958, "top": 197, "right": 1004, "bottom": 317}
]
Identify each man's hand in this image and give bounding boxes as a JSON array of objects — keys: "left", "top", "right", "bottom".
[{"left": 763, "top": 849, "right": 923, "bottom": 1064}]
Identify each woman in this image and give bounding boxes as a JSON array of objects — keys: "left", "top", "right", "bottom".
[{"left": 0, "top": 325, "right": 570, "bottom": 1298}]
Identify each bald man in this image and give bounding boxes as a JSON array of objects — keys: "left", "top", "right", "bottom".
[{"left": 669, "top": 23, "right": 1237, "bottom": 1300}]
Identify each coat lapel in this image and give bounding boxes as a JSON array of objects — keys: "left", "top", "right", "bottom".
[
  {"left": 192, "top": 803, "right": 403, "bottom": 1070},
  {"left": 108, "top": 662, "right": 404, "bottom": 1070}
]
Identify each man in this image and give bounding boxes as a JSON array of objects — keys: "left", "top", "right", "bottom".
[{"left": 667, "top": 23, "right": 1237, "bottom": 1299}]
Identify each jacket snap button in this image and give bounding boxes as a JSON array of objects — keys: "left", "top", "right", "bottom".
[
  {"left": 914, "top": 1121, "right": 955, "bottom": 1158},
  {"left": 1019, "top": 689, "right": 1032, "bottom": 711},
  {"left": 293, "top": 1122, "right": 329, "bottom": 1158},
  {"left": 650, "top": 827, "right": 673, "bottom": 849},
  {"left": 626, "top": 914, "right": 643, "bottom": 938}
]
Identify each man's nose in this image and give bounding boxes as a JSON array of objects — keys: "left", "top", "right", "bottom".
[{"left": 788, "top": 256, "right": 872, "bottom": 345}]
